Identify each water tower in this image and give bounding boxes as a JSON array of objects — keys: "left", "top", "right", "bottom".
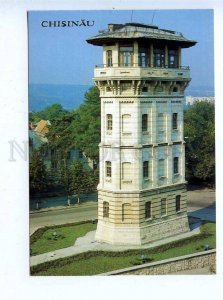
[{"left": 87, "top": 23, "right": 196, "bottom": 245}]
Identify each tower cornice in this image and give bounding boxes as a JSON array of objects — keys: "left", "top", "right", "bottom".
[{"left": 87, "top": 23, "right": 196, "bottom": 48}]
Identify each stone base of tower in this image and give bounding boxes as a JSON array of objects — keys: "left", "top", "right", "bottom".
[
  {"left": 95, "top": 215, "right": 189, "bottom": 246},
  {"left": 95, "top": 183, "right": 190, "bottom": 246}
]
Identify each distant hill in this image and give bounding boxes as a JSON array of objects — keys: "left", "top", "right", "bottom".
[
  {"left": 185, "top": 85, "right": 214, "bottom": 97},
  {"left": 29, "top": 83, "right": 214, "bottom": 112},
  {"left": 29, "top": 84, "right": 92, "bottom": 112}
]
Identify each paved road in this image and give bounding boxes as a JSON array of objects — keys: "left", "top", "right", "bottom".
[
  {"left": 30, "top": 203, "right": 97, "bottom": 234},
  {"left": 187, "top": 188, "right": 215, "bottom": 222},
  {"left": 187, "top": 188, "right": 215, "bottom": 209},
  {"left": 30, "top": 189, "right": 216, "bottom": 235}
]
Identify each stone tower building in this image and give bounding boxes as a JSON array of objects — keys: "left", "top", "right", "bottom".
[{"left": 87, "top": 23, "right": 196, "bottom": 245}]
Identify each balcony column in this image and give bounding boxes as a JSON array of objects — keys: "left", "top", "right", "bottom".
[
  {"left": 178, "top": 46, "right": 181, "bottom": 67},
  {"left": 150, "top": 43, "right": 153, "bottom": 67},
  {"left": 113, "top": 42, "right": 119, "bottom": 67},
  {"left": 165, "top": 45, "right": 168, "bottom": 68},
  {"left": 133, "top": 41, "right": 138, "bottom": 67}
]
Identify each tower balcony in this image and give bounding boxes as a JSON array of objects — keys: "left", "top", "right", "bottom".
[{"left": 94, "top": 65, "right": 190, "bottom": 81}]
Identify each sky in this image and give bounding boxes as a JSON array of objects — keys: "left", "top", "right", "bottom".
[{"left": 28, "top": 9, "right": 214, "bottom": 89}]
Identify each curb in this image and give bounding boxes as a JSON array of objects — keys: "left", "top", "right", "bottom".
[{"left": 30, "top": 202, "right": 98, "bottom": 214}]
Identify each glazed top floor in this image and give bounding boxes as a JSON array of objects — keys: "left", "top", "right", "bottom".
[{"left": 87, "top": 23, "right": 196, "bottom": 69}]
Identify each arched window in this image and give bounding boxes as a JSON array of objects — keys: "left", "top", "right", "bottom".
[
  {"left": 122, "top": 114, "right": 131, "bottom": 133},
  {"left": 103, "top": 201, "right": 109, "bottom": 218}
]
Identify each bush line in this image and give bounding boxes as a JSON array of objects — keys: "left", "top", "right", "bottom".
[{"left": 30, "top": 230, "right": 213, "bottom": 275}]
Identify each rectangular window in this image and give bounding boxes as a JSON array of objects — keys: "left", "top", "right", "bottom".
[
  {"left": 106, "top": 161, "right": 112, "bottom": 177},
  {"left": 161, "top": 198, "right": 167, "bottom": 216},
  {"left": 142, "top": 114, "right": 148, "bottom": 132},
  {"left": 103, "top": 201, "right": 109, "bottom": 218},
  {"left": 173, "top": 157, "right": 179, "bottom": 174},
  {"left": 176, "top": 195, "right": 181, "bottom": 212},
  {"left": 168, "top": 49, "right": 178, "bottom": 68},
  {"left": 119, "top": 45, "right": 134, "bottom": 66},
  {"left": 138, "top": 47, "right": 150, "bottom": 67},
  {"left": 143, "top": 161, "right": 149, "bottom": 178},
  {"left": 106, "top": 114, "right": 112, "bottom": 130},
  {"left": 172, "top": 113, "right": 178, "bottom": 130},
  {"left": 145, "top": 202, "right": 151, "bottom": 219},
  {"left": 106, "top": 50, "right": 112, "bottom": 67},
  {"left": 51, "top": 161, "right": 57, "bottom": 169},
  {"left": 154, "top": 48, "right": 165, "bottom": 67}
]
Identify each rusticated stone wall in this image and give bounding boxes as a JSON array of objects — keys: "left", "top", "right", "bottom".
[{"left": 99, "top": 250, "right": 216, "bottom": 275}]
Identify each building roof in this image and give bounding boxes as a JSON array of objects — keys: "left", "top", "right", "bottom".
[
  {"left": 86, "top": 22, "right": 196, "bottom": 48},
  {"left": 34, "top": 120, "right": 51, "bottom": 135}
]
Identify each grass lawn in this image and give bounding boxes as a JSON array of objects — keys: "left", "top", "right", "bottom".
[
  {"left": 30, "top": 222, "right": 97, "bottom": 256},
  {"left": 31, "top": 222, "right": 216, "bottom": 276}
]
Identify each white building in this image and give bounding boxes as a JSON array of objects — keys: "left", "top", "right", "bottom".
[
  {"left": 87, "top": 23, "right": 196, "bottom": 245},
  {"left": 185, "top": 96, "right": 214, "bottom": 106}
]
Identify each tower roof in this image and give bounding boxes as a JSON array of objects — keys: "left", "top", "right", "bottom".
[{"left": 86, "top": 22, "right": 196, "bottom": 48}]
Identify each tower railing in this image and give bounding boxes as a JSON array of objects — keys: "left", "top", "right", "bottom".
[{"left": 95, "top": 63, "right": 190, "bottom": 70}]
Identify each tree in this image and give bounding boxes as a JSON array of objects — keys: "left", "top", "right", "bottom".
[
  {"left": 70, "top": 160, "right": 97, "bottom": 204},
  {"left": 30, "top": 103, "right": 66, "bottom": 123},
  {"left": 29, "top": 149, "right": 48, "bottom": 196},
  {"left": 36, "top": 86, "right": 100, "bottom": 165},
  {"left": 45, "top": 111, "right": 76, "bottom": 160},
  {"left": 31, "top": 86, "right": 100, "bottom": 196},
  {"left": 71, "top": 86, "right": 100, "bottom": 162},
  {"left": 184, "top": 101, "right": 215, "bottom": 186},
  {"left": 59, "top": 162, "right": 74, "bottom": 205}
]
